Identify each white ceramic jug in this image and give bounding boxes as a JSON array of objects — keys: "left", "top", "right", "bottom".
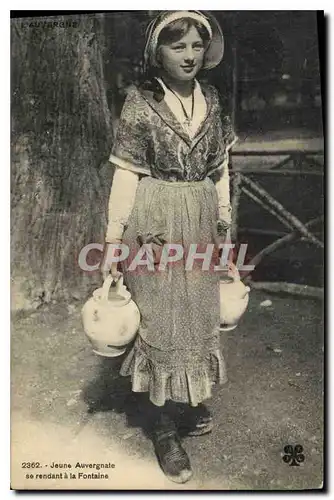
[
  {"left": 220, "top": 264, "right": 250, "bottom": 331},
  {"left": 81, "top": 274, "right": 140, "bottom": 357}
]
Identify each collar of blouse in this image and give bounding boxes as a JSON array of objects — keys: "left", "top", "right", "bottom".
[
  {"left": 138, "top": 77, "right": 217, "bottom": 146},
  {"left": 155, "top": 77, "right": 207, "bottom": 140}
]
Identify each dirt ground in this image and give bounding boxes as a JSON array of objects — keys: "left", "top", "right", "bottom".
[{"left": 10, "top": 289, "right": 324, "bottom": 491}]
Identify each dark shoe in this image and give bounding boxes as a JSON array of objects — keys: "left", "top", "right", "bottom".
[
  {"left": 153, "top": 428, "right": 193, "bottom": 484},
  {"left": 180, "top": 403, "right": 213, "bottom": 437}
]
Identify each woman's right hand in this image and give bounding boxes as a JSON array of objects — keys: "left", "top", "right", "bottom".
[{"left": 100, "top": 241, "right": 123, "bottom": 282}]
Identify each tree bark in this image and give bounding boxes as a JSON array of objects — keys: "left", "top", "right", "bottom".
[{"left": 11, "top": 14, "right": 114, "bottom": 309}]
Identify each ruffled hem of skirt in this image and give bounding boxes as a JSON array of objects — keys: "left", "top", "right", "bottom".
[{"left": 119, "top": 335, "right": 228, "bottom": 407}]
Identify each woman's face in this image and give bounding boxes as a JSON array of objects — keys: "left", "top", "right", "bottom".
[{"left": 158, "top": 25, "right": 205, "bottom": 82}]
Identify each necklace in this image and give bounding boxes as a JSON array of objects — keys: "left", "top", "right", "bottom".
[{"left": 163, "top": 81, "right": 195, "bottom": 126}]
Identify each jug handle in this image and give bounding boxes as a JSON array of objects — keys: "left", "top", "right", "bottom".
[
  {"left": 228, "top": 262, "right": 241, "bottom": 282},
  {"left": 101, "top": 274, "right": 131, "bottom": 303},
  {"left": 227, "top": 263, "right": 250, "bottom": 298}
]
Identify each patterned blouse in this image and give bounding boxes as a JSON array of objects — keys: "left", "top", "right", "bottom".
[
  {"left": 106, "top": 78, "right": 237, "bottom": 243},
  {"left": 109, "top": 78, "right": 237, "bottom": 182}
]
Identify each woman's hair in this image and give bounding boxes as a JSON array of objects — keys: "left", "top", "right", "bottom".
[{"left": 157, "top": 18, "right": 211, "bottom": 47}]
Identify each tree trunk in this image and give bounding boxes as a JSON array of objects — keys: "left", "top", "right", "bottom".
[{"left": 11, "top": 14, "right": 114, "bottom": 310}]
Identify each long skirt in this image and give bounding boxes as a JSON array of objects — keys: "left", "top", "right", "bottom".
[{"left": 119, "top": 176, "right": 228, "bottom": 407}]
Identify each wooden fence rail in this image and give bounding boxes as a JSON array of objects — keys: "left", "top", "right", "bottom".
[{"left": 229, "top": 146, "right": 324, "bottom": 296}]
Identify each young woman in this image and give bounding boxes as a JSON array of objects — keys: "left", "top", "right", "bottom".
[{"left": 102, "top": 11, "right": 237, "bottom": 484}]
